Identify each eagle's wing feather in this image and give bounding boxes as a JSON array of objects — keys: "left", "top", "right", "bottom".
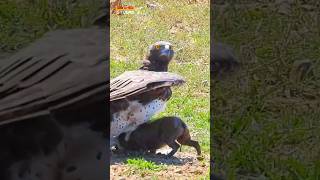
[
  {"left": 0, "top": 28, "right": 107, "bottom": 125},
  {"left": 110, "top": 70, "right": 185, "bottom": 101}
]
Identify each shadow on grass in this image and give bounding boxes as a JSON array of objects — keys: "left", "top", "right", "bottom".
[{"left": 111, "top": 151, "right": 195, "bottom": 166}]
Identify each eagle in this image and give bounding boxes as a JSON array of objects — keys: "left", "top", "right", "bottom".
[
  {"left": 0, "top": 11, "right": 108, "bottom": 180},
  {"left": 110, "top": 41, "right": 185, "bottom": 148}
]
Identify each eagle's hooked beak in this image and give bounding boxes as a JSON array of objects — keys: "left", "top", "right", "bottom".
[{"left": 159, "top": 45, "right": 174, "bottom": 60}]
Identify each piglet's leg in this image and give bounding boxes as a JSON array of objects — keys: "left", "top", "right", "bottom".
[{"left": 167, "top": 141, "right": 180, "bottom": 157}]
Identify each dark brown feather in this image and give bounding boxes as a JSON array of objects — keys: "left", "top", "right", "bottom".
[
  {"left": 110, "top": 70, "right": 185, "bottom": 101},
  {"left": 0, "top": 28, "right": 108, "bottom": 125}
]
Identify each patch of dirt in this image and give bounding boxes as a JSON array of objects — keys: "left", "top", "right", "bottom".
[
  {"left": 170, "top": 21, "right": 194, "bottom": 35},
  {"left": 111, "top": 147, "right": 209, "bottom": 179}
]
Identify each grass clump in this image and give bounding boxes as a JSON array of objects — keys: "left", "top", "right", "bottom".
[
  {"left": 126, "top": 158, "right": 165, "bottom": 171},
  {"left": 125, "top": 157, "right": 165, "bottom": 178}
]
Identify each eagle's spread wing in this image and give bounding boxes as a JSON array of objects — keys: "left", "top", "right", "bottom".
[
  {"left": 0, "top": 28, "right": 107, "bottom": 125},
  {"left": 110, "top": 70, "right": 185, "bottom": 101}
]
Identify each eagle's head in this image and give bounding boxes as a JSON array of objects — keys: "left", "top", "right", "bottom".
[{"left": 141, "top": 41, "right": 174, "bottom": 72}]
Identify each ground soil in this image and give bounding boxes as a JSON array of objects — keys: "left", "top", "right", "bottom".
[{"left": 110, "top": 147, "right": 209, "bottom": 179}]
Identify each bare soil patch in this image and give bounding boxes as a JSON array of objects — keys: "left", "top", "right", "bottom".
[{"left": 111, "top": 147, "right": 209, "bottom": 179}]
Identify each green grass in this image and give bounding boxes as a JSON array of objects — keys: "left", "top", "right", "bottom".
[
  {"left": 0, "top": 0, "right": 102, "bottom": 53},
  {"left": 126, "top": 157, "right": 165, "bottom": 171},
  {"left": 111, "top": 0, "right": 210, "bottom": 178},
  {"left": 212, "top": 1, "right": 320, "bottom": 179}
]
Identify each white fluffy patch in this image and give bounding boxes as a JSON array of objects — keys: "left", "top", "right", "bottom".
[{"left": 111, "top": 99, "right": 167, "bottom": 145}]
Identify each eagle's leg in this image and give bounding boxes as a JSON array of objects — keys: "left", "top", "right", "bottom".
[
  {"left": 123, "top": 123, "right": 137, "bottom": 142},
  {"left": 124, "top": 130, "right": 133, "bottom": 142},
  {"left": 123, "top": 103, "right": 146, "bottom": 141}
]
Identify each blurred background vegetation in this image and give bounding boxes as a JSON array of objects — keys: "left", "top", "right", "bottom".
[
  {"left": 0, "top": 0, "right": 102, "bottom": 54},
  {"left": 212, "top": 1, "right": 320, "bottom": 179}
]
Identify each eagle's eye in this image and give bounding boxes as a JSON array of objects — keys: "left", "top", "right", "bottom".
[{"left": 155, "top": 45, "right": 160, "bottom": 49}]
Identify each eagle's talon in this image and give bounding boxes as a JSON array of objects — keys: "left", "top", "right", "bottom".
[{"left": 124, "top": 131, "right": 133, "bottom": 141}]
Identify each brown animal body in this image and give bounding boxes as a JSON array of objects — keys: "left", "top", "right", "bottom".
[{"left": 118, "top": 116, "right": 201, "bottom": 157}]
